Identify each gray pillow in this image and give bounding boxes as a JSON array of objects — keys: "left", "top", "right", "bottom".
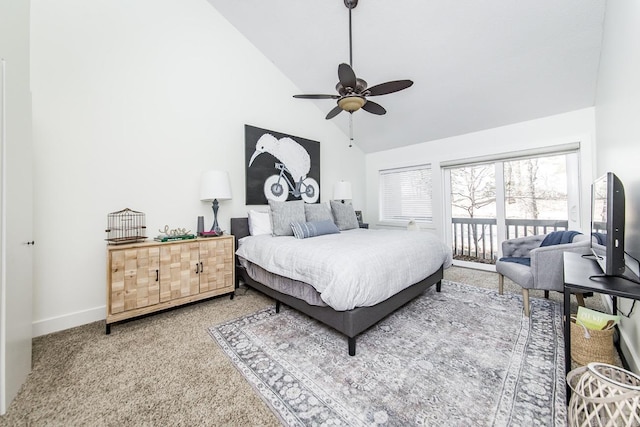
[
  {"left": 330, "top": 200, "right": 359, "bottom": 231},
  {"left": 304, "top": 203, "right": 334, "bottom": 223},
  {"left": 268, "top": 200, "right": 305, "bottom": 236},
  {"left": 291, "top": 220, "right": 340, "bottom": 239}
]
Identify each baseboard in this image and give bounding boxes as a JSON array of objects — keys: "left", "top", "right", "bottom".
[{"left": 32, "top": 305, "right": 105, "bottom": 338}]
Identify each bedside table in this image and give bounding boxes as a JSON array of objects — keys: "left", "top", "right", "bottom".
[{"left": 359, "top": 223, "right": 369, "bottom": 229}]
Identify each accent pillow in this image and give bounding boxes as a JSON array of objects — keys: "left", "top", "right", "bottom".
[
  {"left": 248, "top": 210, "right": 272, "bottom": 236},
  {"left": 304, "top": 203, "right": 334, "bottom": 223},
  {"left": 291, "top": 220, "right": 340, "bottom": 239},
  {"left": 330, "top": 200, "right": 359, "bottom": 231},
  {"left": 268, "top": 199, "right": 305, "bottom": 236}
]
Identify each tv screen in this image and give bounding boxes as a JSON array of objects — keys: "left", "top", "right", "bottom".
[{"left": 591, "top": 172, "right": 626, "bottom": 276}]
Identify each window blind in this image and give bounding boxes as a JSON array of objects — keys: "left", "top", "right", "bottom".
[{"left": 379, "top": 164, "right": 432, "bottom": 222}]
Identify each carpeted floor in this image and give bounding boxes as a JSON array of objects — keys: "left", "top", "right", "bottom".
[{"left": 0, "top": 266, "right": 616, "bottom": 426}]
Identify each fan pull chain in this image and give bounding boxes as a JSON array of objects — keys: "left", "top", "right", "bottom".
[{"left": 349, "top": 113, "right": 354, "bottom": 147}]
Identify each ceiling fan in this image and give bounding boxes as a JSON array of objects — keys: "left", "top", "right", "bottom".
[{"left": 293, "top": 0, "right": 414, "bottom": 121}]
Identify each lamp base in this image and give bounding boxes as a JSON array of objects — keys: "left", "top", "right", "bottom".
[{"left": 210, "top": 199, "right": 222, "bottom": 234}]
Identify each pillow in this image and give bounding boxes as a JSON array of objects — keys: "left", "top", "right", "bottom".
[
  {"left": 304, "top": 203, "right": 334, "bottom": 223},
  {"left": 268, "top": 199, "right": 305, "bottom": 236},
  {"left": 291, "top": 220, "right": 340, "bottom": 239},
  {"left": 330, "top": 200, "right": 359, "bottom": 231},
  {"left": 248, "top": 210, "right": 272, "bottom": 236}
]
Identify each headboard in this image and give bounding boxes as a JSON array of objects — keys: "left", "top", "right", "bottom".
[{"left": 230, "top": 217, "right": 250, "bottom": 249}]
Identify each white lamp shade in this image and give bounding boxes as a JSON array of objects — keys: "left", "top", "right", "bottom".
[
  {"left": 200, "top": 170, "right": 232, "bottom": 202},
  {"left": 333, "top": 181, "right": 352, "bottom": 200}
]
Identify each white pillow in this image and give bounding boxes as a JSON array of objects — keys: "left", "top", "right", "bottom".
[{"left": 248, "top": 210, "right": 272, "bottom": 236}]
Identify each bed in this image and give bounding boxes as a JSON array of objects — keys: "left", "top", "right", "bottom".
[{"left": 231, "top": 216, "right": 452, "bottom": 356}]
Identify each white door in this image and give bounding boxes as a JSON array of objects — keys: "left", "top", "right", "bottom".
[{"left": 0, "top": 57, "right": 33, "bottom": 413}]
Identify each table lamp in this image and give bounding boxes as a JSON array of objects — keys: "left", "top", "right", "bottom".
[{"left": 200, "top": 170, "right": 232, "bottom": 235}]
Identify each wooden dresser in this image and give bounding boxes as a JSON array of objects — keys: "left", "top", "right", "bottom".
[{"left": 105, "top": 235, "right": 235, "bottom": 333}]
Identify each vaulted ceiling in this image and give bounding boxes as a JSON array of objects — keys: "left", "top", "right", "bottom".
[{"left": 207, "top": 0, "right": 606, "bottom": 153}]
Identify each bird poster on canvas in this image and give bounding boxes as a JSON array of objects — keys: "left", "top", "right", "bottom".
[{"left": 244, "top": 124, "right": 320, "bottom": 205}]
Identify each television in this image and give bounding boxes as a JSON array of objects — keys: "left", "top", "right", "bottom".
[{"left": 590, "top": 172, "right": 626, "bottom": 276}]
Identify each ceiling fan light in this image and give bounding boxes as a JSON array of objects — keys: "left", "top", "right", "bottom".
[{"left": 338, "top": 96, "right": 366, "bottom": 112}]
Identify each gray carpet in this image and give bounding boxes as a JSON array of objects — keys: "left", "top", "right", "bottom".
[
  {"left": 0, "top": 266, "right": 617, "bottom": 426},
  {"left": 210, "top": 280, "right": 568, "bottom": 426}
]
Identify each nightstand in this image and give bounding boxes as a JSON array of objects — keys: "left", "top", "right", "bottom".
[{"left": 359, "top": 223, "right": 369, "bottom": 229}]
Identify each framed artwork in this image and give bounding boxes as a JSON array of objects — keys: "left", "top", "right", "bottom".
[
  {"left": 355, "top": 210, "right": 363, "bottom": 223},
  {"left": 245, "top": 124, "right": 320, "bottom": 205}
]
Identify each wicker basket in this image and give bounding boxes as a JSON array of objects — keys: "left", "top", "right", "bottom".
[
  {"left": 567, "top": 363, "right": 640, "bottom": 427},
  {"left": 571, "top": 317, "right": 615, "bottom": 366}
]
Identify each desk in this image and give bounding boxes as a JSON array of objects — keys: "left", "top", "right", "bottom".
[{"left": 563, "top": 252, "right": 640, "bottom": 396}]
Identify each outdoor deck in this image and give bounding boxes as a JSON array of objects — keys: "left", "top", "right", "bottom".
[{"left": 451, "top": 217, "right": 569, "bottom": 263}]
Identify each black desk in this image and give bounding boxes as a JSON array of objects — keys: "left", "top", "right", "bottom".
[{"left": 563, "top": 252, "right": 640, "bottom": 396}]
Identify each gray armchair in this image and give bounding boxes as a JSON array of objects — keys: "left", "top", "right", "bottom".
[{"left": 495, "top": 232, "right": 591, "bottom": 316}]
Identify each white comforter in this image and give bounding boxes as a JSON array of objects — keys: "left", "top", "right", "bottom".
[{"left": 236, "top": 228, "right": 452, "bottom": 311}]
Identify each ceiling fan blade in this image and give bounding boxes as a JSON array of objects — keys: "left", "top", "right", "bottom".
[
  {"left": 325, "top": 105, "right": 343, "bottom": 120},
  {"left": 293, "top": 94, "right": 340, "bottom": 99},
  {"left": 367, "top": 80, "right": 414, "bottom": 96},
  {"left": 338, "top": 63, "right": 357, "bottom": 91},
  {"left": 362, "top": 100, "right": 386, "bottom": 115}
]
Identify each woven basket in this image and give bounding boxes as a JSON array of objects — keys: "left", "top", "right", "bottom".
[
  {"left": 567, "top": 363, "right": 640, "bottom": 427},
  {"left": 571, "top": 317, "right": 615, "bottom": 366}
]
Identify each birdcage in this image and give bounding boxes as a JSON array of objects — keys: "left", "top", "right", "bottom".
[{"left": 105, "top": 208, "right": 147, "bottom": 244}]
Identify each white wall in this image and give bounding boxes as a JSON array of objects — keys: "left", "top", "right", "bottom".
[
  {"left": 365, "top": 108, "right": 597, "bottom": 239},
  {"left": 30, "top": 0, "right": 365, "bottom": 336},
  {"left": 594, "top": 0, "right": 640, "bottom": 372}
]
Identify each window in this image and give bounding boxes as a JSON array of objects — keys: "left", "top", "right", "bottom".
[
  {"left": 503, "top": 155, "right": 569, "bottom": 223},
  {"left": 379, "top": 164, "right": 432, "bottom": 222}
]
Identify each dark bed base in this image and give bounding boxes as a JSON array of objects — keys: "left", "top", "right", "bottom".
[{"left": 231, "top": 217, "right": 443, "bottom": 356}]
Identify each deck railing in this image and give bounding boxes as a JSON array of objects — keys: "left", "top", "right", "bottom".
[{"left": 451, "top": 217, "right": 569, "bottom": 263}]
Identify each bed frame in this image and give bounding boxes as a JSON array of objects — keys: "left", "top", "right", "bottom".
[{"left": 230, "top": 217, "right": 443, "bottom": 356}]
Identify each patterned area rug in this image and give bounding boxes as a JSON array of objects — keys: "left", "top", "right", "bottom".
[{"left": 209, "top": 281, "right": 567, "bottom": 426}]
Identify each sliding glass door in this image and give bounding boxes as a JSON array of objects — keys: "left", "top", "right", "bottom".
[
  {"left": 444, "top": 151, "right": 580, "bottom": 267},
  {"left": 449, "top": 164, "right": 497, "bottom": 264}
]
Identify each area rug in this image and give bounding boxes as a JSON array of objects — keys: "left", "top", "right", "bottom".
[{"left": 209, "top": 281, "right": 567, "bottom": 426}]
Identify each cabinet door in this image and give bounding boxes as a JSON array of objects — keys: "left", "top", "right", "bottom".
[
  {"left": 199, "top": 238, "right": 233, "bottom": 292},
  {"left": 110, "top": 247, "right": 160, "bottom": 314},
  {"left": 159, "top": 242, "right": 200, "bottom": 301}
]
